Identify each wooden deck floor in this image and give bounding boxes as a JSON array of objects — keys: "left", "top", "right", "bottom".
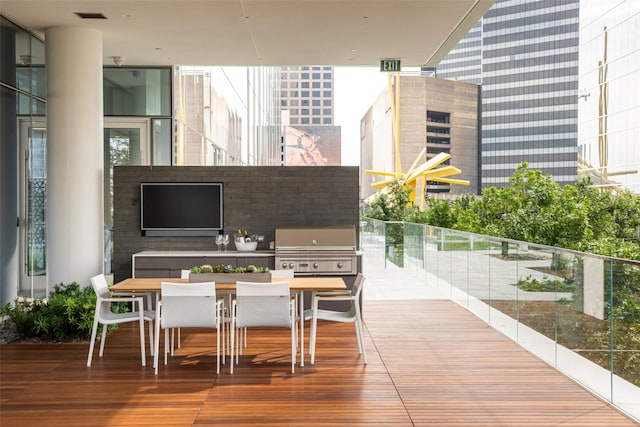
[{"left": 1, "top": 300, "right": 637, "bottom": 426}]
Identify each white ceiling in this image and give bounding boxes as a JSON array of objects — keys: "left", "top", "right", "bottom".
[{"left": 1, "top": 0, "right": 493, "bottom": 67}]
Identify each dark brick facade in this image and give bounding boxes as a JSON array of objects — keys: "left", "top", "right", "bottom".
[{"left": 113, "top": 166, "right": 360, "bottom": 281}]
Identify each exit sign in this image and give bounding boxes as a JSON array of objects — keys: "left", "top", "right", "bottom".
[{"left": 380, "top": 59, "right": 401, "bottom": 72}]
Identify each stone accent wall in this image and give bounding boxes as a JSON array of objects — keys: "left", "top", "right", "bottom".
[{"left": 113, "top": 166, "right": 359, "bottom": 281}]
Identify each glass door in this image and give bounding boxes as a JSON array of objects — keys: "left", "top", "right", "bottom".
[
  {"left": 18, "top": 118, "right": 48, "bottom": 299},
  {"left": 17, "top": 118, "right": 151, "bottom": 296},
  {"left": 103, "top": 119, "right": 149, "bottom": 275}
]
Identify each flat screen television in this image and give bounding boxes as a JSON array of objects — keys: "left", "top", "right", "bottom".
[{"left": 140, "top": 182, "right": 223, "bottom": 236}]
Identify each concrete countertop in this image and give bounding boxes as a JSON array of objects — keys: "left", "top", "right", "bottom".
[{"left": 133, "top": 250, "right": 275, "bottom": 257}]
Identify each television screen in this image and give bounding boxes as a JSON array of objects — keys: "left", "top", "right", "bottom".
[{"left": 141, "top": 182, "right": 223, "bottom": 236}]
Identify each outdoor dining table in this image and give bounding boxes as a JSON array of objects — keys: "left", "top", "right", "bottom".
[{"left": 111, "top": 276, "right": 347, "bottom": 366}]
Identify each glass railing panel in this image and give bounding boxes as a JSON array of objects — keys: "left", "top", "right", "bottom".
[
  {"left": 385, "top": 221, "right": 404, "bottom": 268},
  {"left": 435, "top": 228, "right": 455, "bottom": 297},
  {"left": 610, "top": 259, "right": 640, "bottom": 410},
  {"left": 424, "top": 225, "right": 439, "bottom": 291},
  {"left": 465, "top": 233, "right": 497, "bottom": 323},
  {"left": 449, "top": 230, "right": 471, "bottom": 307},
  {"left": 552, "top": 251, "right": 607, "bottom": 391},
  {"left": 360, "top": 218, "right": 385, "bottom": 267},
  {"left": 404, "top": 222, "right": 424, "bottom": 276},
  {"left": 484, "top": 239, "right": 521, "bottom": 341},
  {"left": 509, "top": 245, "right": 564, "bottom": 366}
]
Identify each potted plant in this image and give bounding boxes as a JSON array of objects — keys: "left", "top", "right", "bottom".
[{"left": 189, "top": 264, "right": 271, "bottom": 283}]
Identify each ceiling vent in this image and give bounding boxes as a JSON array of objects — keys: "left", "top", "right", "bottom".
[{"left": 74, "top": 12, "right": 107, "bottom": 19}]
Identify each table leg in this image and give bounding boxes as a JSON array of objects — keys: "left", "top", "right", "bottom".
[{"left": 299, "top": 290, "right": 304, "bottom": 367}]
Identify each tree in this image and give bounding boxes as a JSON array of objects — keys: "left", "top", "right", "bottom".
[
  {"left": 364, "top": 179, "right": 414, "bottom": 221},
  {"left": 363, "top": 162, "right": 640, "bottom": 261}
]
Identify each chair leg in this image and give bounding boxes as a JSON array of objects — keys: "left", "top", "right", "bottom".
[
  {"left": 220, "top": 321, "right": 224, "bottom": 364},
  {"left": 354, "top": 322, "right": 363, "bottom": 354},
  {"left": 216, "top": 323, "right": 221, "bottom": 375},
  {"left": 148, "top": 319, "right": 154, "bottom": 357},
  {"left": 291, "top": 323, "right": 296, "bottom": 374},
  {"left": 86, "top": 314, "right": 100, "bottom": 367},
  {"left": 177, "top": 328, "right": 181, "bottom": 348},
  {"left": 164, "top": 328, "right": 169, "bottom": 366},
  {"left": 98, "top": 324, "right": 108, "bottom": 357},
  {"left": 236, "top": 327, "right": 241, "bottom": 360},
  {"left": 138, "top": 310, "right": 146, "bottom": 367},
  {"left": 171, "top": 328, "right": 175, "bottom": 356},
  {"left": 230, "top": 315, "right": 235, "bottom": 374},
  {"left": 310, "top": 310, "right": 318, "bottom": 365},
  {"left": 154, "top": 321, "right": 161, "bottom": 375},
  {"left": 355, "top": 308, "right": 367, "bottom": 364}
]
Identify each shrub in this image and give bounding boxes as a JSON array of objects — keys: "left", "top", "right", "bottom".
[
  {"left": 516, "top": 275, "right": 575, "bottom": 293},
  {"left": 0, "top": 282, "right": 130, "bottom": 342}
]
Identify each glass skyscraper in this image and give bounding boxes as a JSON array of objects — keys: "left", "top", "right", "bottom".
[
  {"left": 577, "top": 0, "right": 640, "bottom": 193},
  {"left": 437, "top": 0, "right": 580, "bottom": 189}
]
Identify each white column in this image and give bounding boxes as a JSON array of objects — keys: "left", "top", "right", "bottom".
[{"left": 45, "top": 27, "right": 104, "bottom": 288}]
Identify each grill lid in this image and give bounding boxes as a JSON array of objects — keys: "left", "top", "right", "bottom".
[{"left": 275, "top": 225, "right": 356, "bottom": 252}]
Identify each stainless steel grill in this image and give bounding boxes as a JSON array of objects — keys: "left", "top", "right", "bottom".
[{"left": 275, "top": 225, "right": 358, "bottom": 275}]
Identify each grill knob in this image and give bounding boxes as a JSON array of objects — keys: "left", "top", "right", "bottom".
[
  {"left": 337, "top": 262, "right": 344, "bottom": 269},
  {"left": 281, "top": 262, "right": 288, "bottom": 269},
  {"left": 313, "top": 263, "right": 319, "bottom": 269},
  {"left": 288, "top": 262, "right": 294, "bottom": 269}
]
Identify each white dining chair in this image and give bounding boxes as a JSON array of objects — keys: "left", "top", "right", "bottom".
[
  {"left": 240, "top": 269, "right": 295, "bottom": 349},
  {"left": 309, "top": 273, "right": 367, "bottom": 365},
  {"left": 87, "top": 274, "right": 155, "bottom": 367},
  {"left": 231, "top": 281, "right": 296, "bottom": 374},
  {"left": 154, "top": 281, "right": 223, "bottom": 375},
  {"left": 236, "top": 269, "right": 295, "bottom": 350}
]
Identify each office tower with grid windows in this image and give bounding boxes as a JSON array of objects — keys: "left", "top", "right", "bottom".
[
  {"left": 280, "top": 66, "right": 334, "bottom": 125},
  {"left": 279, "top": 66, "right": 342, "bottom": 166},
  {"left": 437, "top": 0, "right": 580, "bottom": 189}
]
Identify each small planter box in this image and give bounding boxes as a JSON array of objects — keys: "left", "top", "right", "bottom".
[{"left": 189, "top": 272, "right": 271, "bottom": 284}]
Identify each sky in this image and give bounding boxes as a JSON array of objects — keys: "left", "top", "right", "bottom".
[{"left": 334, "top": 67, "right": 388, "bottom": 166}]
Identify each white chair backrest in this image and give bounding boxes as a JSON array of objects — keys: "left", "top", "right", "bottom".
[
  {"left": 235, "top": 281, "right": 291, "bottom": 328},
  {"left": 90, "top": 274, "right": 111, "bottom": 299},
  {"left": 160, "top": 281, "right": 217, "bottom": 329},
  {"left": 270, "top": 269, "right": 294, "bottom": 279},
  {"left": 180, "top": 269, "right": 190, "bottom": 279}
]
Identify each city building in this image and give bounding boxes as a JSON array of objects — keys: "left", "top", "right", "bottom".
[
  {"left": 437, "top": 0, "right": 580, "bottom": 189},
  {"left": 175, "top": 66, "right": 282, "bottom": 167},
  {"left": 360, "top": 75, "right": 480, "bottom": 201},
  {"left": 280, "top": 66, "right": 334, "bottom": 126},
  {"left": 279, "top": 66, "right": 343, "bottom": 166},
  {"left": 577, "top": 0, "right": 640, "bottom": 193}
]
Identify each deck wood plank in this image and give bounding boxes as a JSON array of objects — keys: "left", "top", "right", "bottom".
[{"left": 0, "top": 299, "right": 636, "bottom": 426}]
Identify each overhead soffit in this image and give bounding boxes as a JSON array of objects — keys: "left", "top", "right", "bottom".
[{"left": 1, "top": 0, "right": 494, "bottom": 67}]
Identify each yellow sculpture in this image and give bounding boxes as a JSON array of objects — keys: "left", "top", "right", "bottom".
[{"left": 365, "top": 73, "right": 469, "bottom": 211}]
